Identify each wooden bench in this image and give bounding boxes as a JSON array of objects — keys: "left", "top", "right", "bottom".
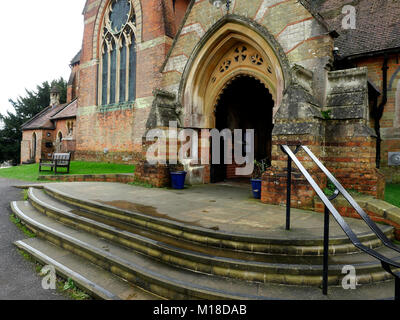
[{"left": 39, "top": 153, "right": 71, "bottom": 174}]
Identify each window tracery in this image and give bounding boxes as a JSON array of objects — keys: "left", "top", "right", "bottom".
[{"left": 98, "top": 0, "right": 137, "bottom": 106}]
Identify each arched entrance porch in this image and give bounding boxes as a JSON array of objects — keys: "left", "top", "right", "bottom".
[{"left": 180, "top": 22, "right": 286, "bottom": 184}]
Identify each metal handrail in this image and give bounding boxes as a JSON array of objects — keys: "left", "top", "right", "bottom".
[
  {"left": 302, "top": 145, "right": 400, "bottom": 255},
  {"left": 280, "top": 145, "right": 400, "bottom": 300}
]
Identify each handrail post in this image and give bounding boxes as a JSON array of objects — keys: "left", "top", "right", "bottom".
[
  {"left": 286, "top": 157, "right": 292, "bottom": 231},
  {"left": 322, "top": 204, "right": 330, "bottom": 295},
  {"left": 323, "top": 189, "right": 339, "bottom": 295},
  {"left": 280, "top": 145, "right": 301, "bottom": 231}
]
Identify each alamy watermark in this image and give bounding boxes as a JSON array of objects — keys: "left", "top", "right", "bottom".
[
  {"left": 342, "top": 5, "right": 357, "bottom": 30},
  {"left": 342, "top": 265, "right": 358, "bottom": 290},
  {"left": 145, "top": 122, "right": 255, "bottom": 176},
  {"left": 41, "top": 265, "right": 56, "bottom": 290}
]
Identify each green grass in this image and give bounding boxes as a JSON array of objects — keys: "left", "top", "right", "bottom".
[
  {"left": 58, "top": 278, "right": 91, "bottom": 300},
  {"left": 0, "top": 161, "right": 135, "bottom": 182},
  {"left": 10, "top": 214, "right": 36, "bottom": 238},
  {"left": 385, "top": 183, "right": 400, "bottom": 208}
]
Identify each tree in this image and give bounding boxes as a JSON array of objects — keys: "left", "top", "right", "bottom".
[{"left": 0, "top": 78, "right": 67, "bottom": 164}]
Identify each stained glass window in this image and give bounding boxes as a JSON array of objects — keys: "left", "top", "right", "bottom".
[
  {"left": 98, "top": 0, "right": 137, "bottom": 106},
  {"left": 102, "top": 48, "right": 108, "bottom": 106},
  {"left": 129, "top": 35, "right": 137, "bottom": 102},
  {"left": 110, "top": 44, "right": 117, "bottom": 104},
  {"left": 119, "top": 38, "right": 127, "bottom": 102},
  {"left": 110, "top": 0, "right": 131, "bottom": 33}
]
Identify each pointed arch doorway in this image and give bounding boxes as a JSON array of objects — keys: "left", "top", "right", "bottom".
[
  {"left": 211, "top": 75, "right": 274, "bottom": 183},
  {"left": 180, "top": 21, "right": 288, "bottom": 184}
]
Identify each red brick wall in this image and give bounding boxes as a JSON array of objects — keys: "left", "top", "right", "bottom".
[
  {"left": 324, "top": 137, "right": 385, "bottom": 199},
  {"left": 54, "top": 119, "right": 76, "bottom": 157},
  {"left": 314, "top": 200, "right": 400, "bottom": 240},
  {"left": 75, "top": 0, "right": 177, "bottom": 164},
  {"left": 354, "top": 54, "right": 400, "bottom": 181},
  {"left": 21, "top": 130, "right": 54, "bottom": 163},
  {"left": 262, "top": 135, "right": 326, "bottom": 210}
]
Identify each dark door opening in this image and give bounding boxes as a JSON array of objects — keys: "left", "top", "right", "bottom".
[
  {"left": 211, "top": 75, "right": 274, "bottom": 183},
  {"left": 31, "top": 133, "right": 37, "bottom": 160}
]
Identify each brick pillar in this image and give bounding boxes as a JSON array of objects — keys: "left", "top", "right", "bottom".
[
  {"left": 324, "top": 132, "right": 385, "bottom": 199},
  {"left": 262, "top": 134, "right": 326, "bottom": 210}
]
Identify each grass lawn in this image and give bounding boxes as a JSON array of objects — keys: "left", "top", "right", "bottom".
[
  {"left": 0, "top": 161, "right": 135, "bottom": 182},
  {"left": 385, "top": 183, "right": 400, "bottom": 208}
]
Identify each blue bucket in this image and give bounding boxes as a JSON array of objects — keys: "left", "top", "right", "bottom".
[
  {"left": 251, "top": 179, "right": 262, "bottom": 199},
  {"left": 171, "top": 171, "right": 187, "bottom": 189}
]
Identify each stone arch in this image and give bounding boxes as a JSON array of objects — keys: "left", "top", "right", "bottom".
[
  {"left": 92, "top": 0, "right": 143, "bottom": 60},
  {"left": 180, "top": 16, "right": 290, "bottom": 129}
]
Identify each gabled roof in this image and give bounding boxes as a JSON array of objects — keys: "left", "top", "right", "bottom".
[
  {"left": 316, "top": 0, "right": 400, "bottom": 58},
  {"left": 70, "top": 50, "right": 81, "bottom": 66},
  {"left": 51, "top": 99, "right": 77, "bottom": 120},
  {"left": 21, "top": 99, "right": 77, "bottom": 131},
  {"left": 21, "top": 104, "right": 67, "bottom": 130}
]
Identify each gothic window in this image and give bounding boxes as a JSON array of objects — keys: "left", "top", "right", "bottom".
[
  {"left": 67, "top": 121, "right": 74, "bottom": 136},
  {"left": 98, "top": 0, "right": 137, "bottom": 106}
]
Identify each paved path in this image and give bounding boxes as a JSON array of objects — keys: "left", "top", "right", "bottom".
[
  {"left": 0, "top": 178, "right": 66, "bottom": 300},
  {"left": 46, "top": 181, "right": 378, "bottom": 240}
]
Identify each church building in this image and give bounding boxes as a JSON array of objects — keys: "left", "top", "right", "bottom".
[{"left": 22, "top": 0, "right": 400, "bottom": 208}]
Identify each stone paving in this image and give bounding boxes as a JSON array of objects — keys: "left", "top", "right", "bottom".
[
  {"left": 0, "top": 178, "right": 66, "bottom": 300},
  {"left": 44, "top": 181, "right": 380, "bottom": 240}
]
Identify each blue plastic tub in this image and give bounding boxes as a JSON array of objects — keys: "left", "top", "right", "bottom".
[
  {"left": 251, "top": 179, "right": 262, "bottom": 199},
  {"left": 170, "top": 171, "right": 187, "bottom": 189}
]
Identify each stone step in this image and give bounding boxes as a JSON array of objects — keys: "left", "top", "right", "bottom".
[
  {"left": 42, "top": 185, "right": 394, "bottom": 255},
  {"left": 26, "top": 187, "right": 400, "bottom": 286},
  {"left": 10, "top": 201, "right": 398, "bottom": 300},
  {"left": 14, "top": 238, "right": 158, "bottom": 300}
]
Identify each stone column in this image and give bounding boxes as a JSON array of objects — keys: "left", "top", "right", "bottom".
[
  {"left": 324, "top": 67, "right": 385, "bottom": 199},
  {"left": 262, "top": 65, "right": 326, "bottom": 209}
]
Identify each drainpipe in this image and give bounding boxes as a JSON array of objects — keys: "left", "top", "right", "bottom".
[{"left": 373, "top": 54, "right": 389, "bottom": 168}]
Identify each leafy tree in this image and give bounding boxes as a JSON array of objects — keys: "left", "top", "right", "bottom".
[{"left": 0, "top": 78, "right": 67, "bottom": 165}]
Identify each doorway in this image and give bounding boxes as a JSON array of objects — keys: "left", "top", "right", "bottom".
[
  {"left": 31, "top": 133, "right": 37, "bottom": 160},
  {"left": 211, "top": 75, "right": 274, "bottom": 183}
]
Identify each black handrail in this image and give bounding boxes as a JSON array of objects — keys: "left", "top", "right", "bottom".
[
  {"left": 323, "top": 189, "right": 340, "bottom": 295},
  {"left": 302, "top": 145, "right": 400, "bottom": 255},
  {"left": 280, "top": 144, "right": 400, "bottom": 300}
]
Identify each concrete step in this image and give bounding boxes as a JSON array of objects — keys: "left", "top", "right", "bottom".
[
  {"left": 10, "top": 201, "right": 398, "bottom": 300},
  {"left": 26, "top": 187, "right": 400, "bottom": 286},
  {"left": 42, "top": 185, "right": 394, "bottom": 256},
  {"left": 14, "top": 238, "right": 159, "bottom": 300}
]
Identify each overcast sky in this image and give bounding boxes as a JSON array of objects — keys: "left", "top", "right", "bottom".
[{"left": 0, "top": 0, "right": 86, "bottom": 117}]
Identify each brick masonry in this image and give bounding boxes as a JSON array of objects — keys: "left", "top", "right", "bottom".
[
  {"left": 21, "top": 130, "right": 54, "bottom": 163},
  {"left": 314, "top": 195, "right": 400, "bottom": 240},
  {"left": 353, "top": 55, "right": 400, "bottom": 183},
  {"left": 39, "top": 173, "right": 136, "bottom": 184},
  {"left": 75, "top": 0, "right": 183, "bottom": 166}
]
